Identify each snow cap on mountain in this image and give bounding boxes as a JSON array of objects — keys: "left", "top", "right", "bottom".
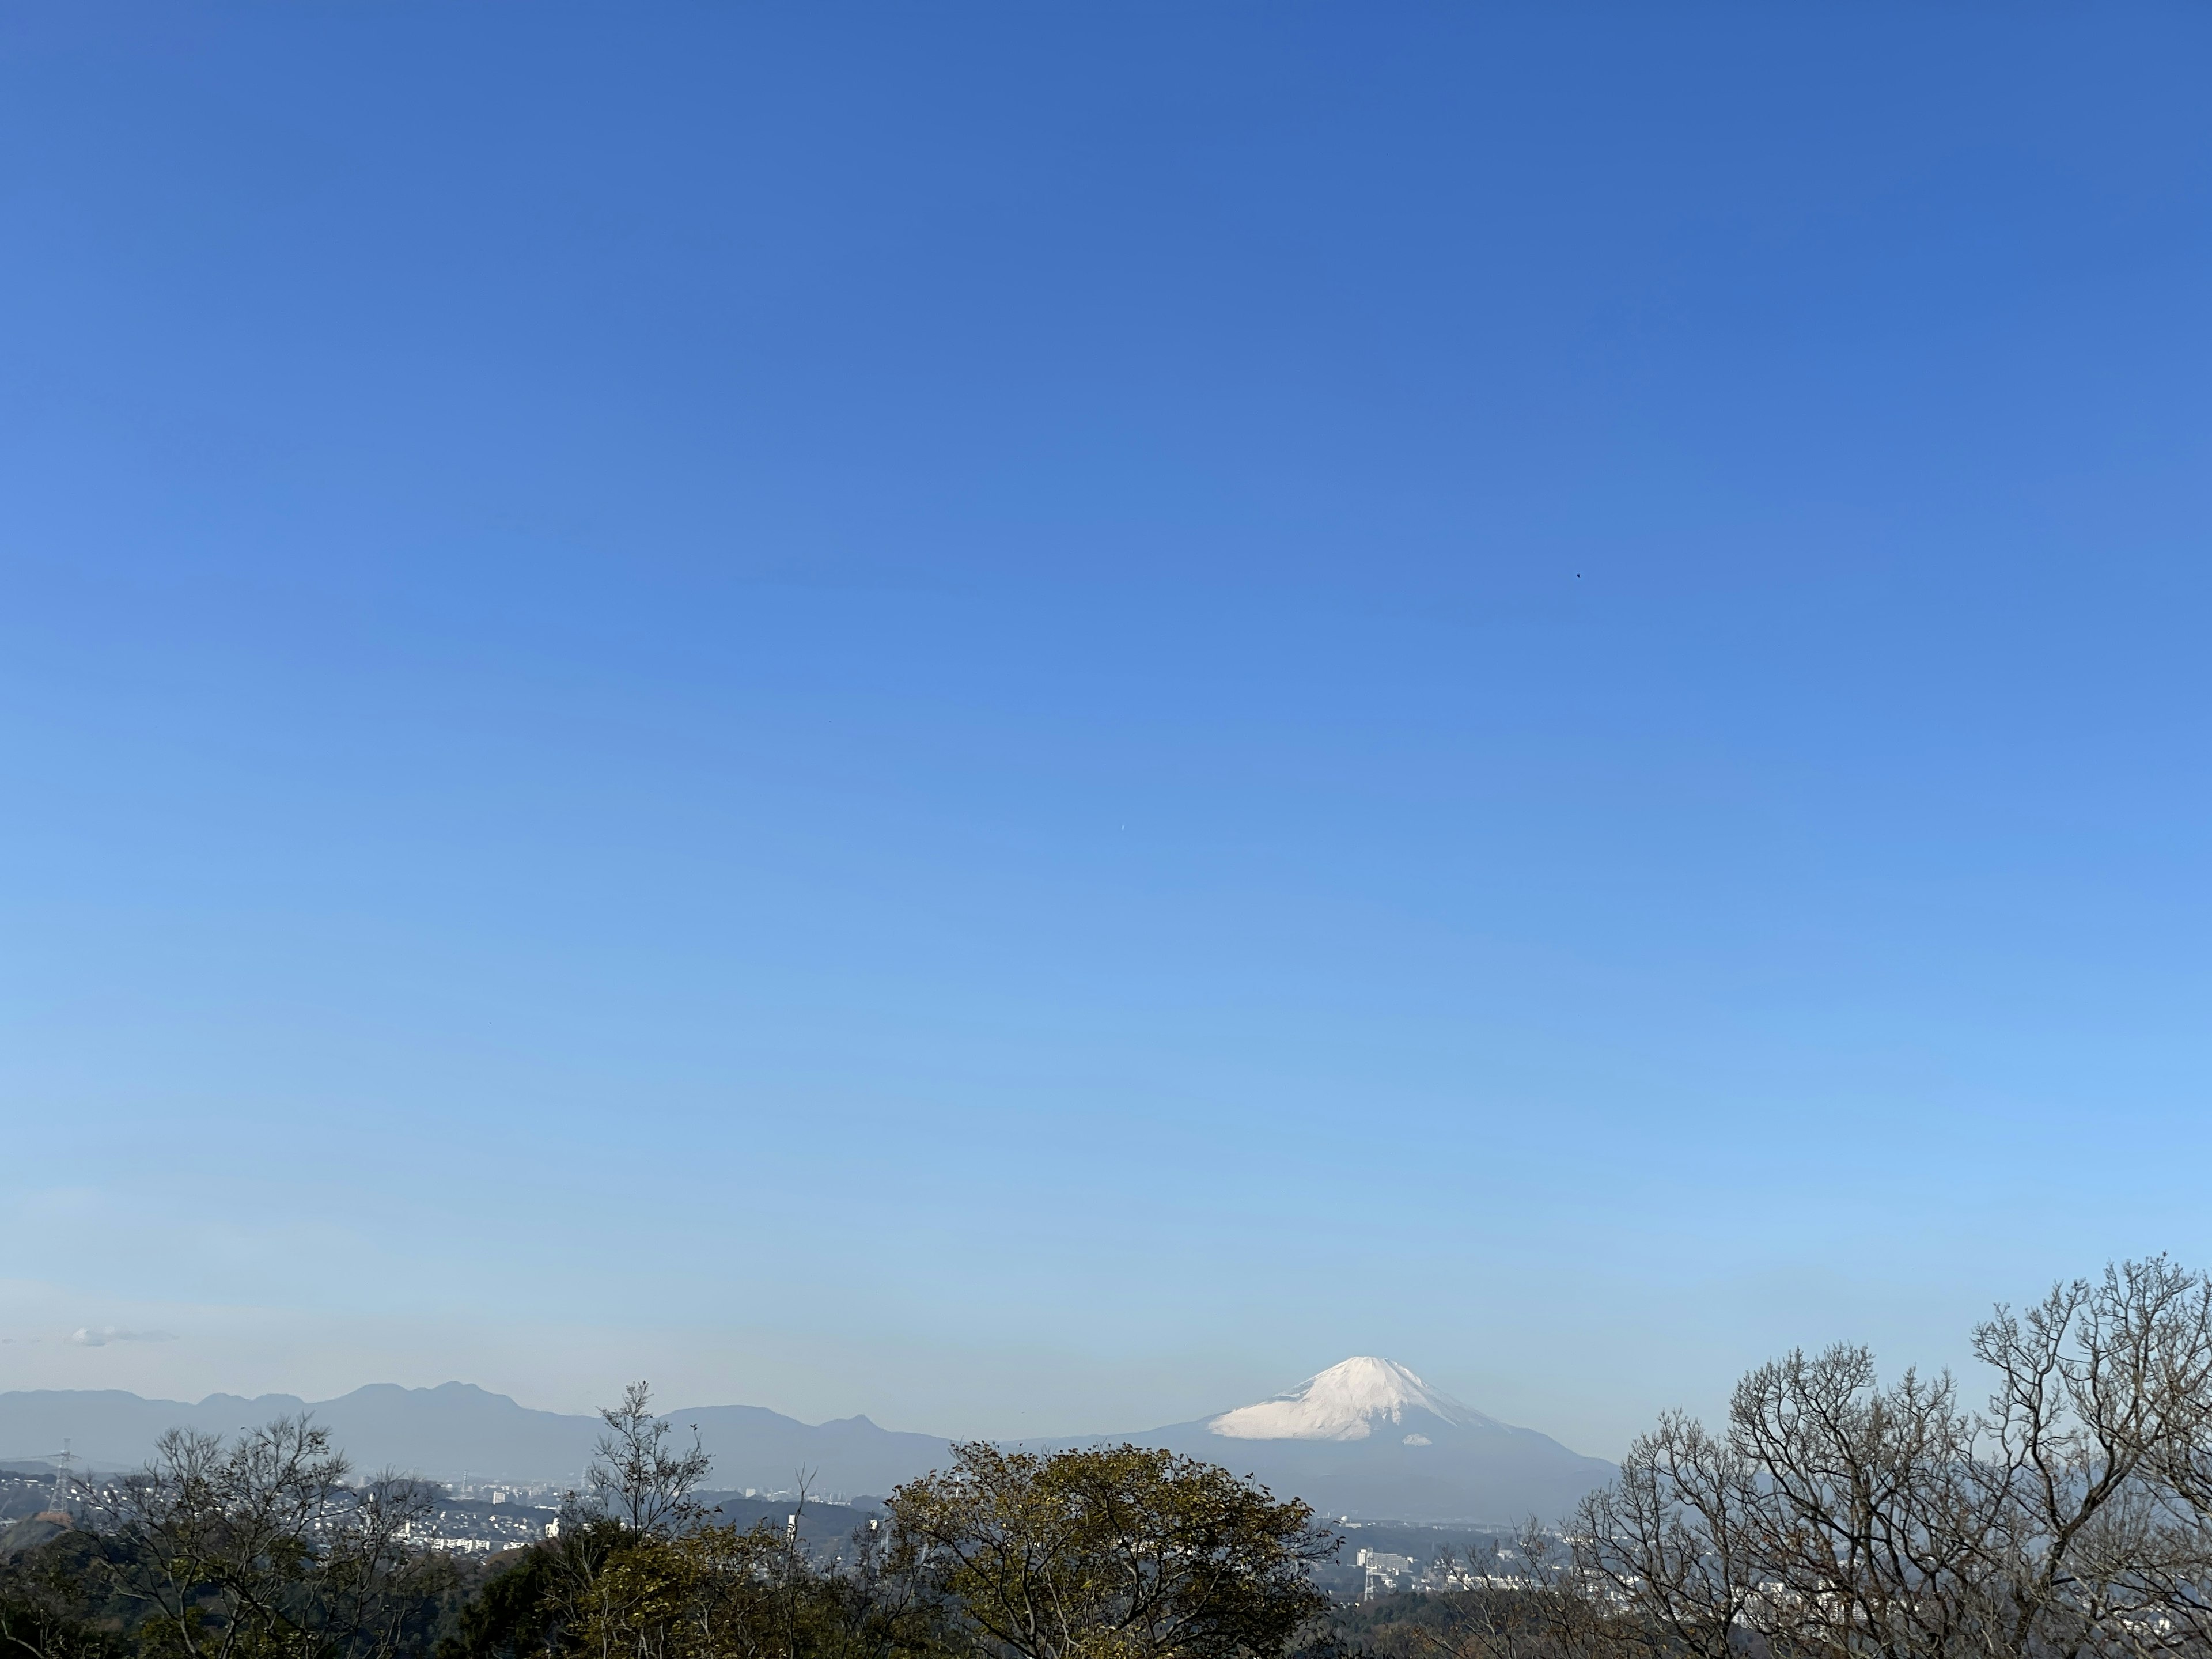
[{"left": 1206, "top": 1357, "right": 1495, "bottom": 1442}]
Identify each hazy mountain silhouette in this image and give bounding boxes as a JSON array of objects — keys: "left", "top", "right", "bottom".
[
  {"left": 0, "top": 1385, "right": 950, "bottom": 1496},
  {"left": 0, "top": 1360, "right": 1612, "bottom": 1522}
]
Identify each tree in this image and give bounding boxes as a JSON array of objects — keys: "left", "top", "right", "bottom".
[
  {"left": 885, "top": 1444, "right": 1333, "bottom": 1659},
  {"left": 92, "top": 1417, "right": 452, "bottom": 1659},
  {"left": 435, "top": 1517, "right": 632, "bottom": 1659},
  {"left": 0, "top": 1543, "right": 128, "bottom": 1659},
  {"left": 448, "top": 1381, "right": 956, "bottom": 1659},
  {"left": 575, "top": 1519, "right": 951, "bottom": 1659},
  {"left": 1395, "top": 1523, "right": 1615, "bottom": 1659},
  {"left": 1571, "top": 1257, "right": 2212, "bottom": 1659},
  {"left": 588, "top": 1388, "right": 714, "bottom": 1539},
  {"left": 445, "top": 1386, "right": 717, "bottom": 1659},
  {"left": 446, "top": 1506, "right": 952, "bottom": 1659}
]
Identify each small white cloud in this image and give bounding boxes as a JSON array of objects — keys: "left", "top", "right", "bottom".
[{"left": 66, "top": 1327, "right": 177, "bottom": 1347}]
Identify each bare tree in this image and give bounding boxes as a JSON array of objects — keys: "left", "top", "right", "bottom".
[
  {"left": 1570, "top": 1258, "right": 2212, "bottom": 1659},
  {"left": 1413, "top": 1521, "right": 1619, "bottom": 1659},
  {"left": 1732, "top": 1347, "right": 1996, "bottom": 1659},
  {"left": 1574, "top": 1408, "right": 1766, "bottom": 1659},
  {"left": 1968, "top": 1257, "right": 2212, "bottom": 1657},
  {"left": 93, "top": 1416, "right": 449, "bottom": 1659}
]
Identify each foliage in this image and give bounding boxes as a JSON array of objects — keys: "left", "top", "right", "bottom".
[
  {"left": 0, "top": 1594, "right": 124, "bottom": 1659},
  {"left": 435, "top": 1518, "right": 632, "bottom": 1659},
  {"left": 85, "top": 1419, "right": 457, "bottom": 1659},
  {"left": 581, "top": 1518, "right": 949, "bottom": 1659},
  {"left": 587, "top": 1391, "right": 714, "bottom": 1540},
  {"left": 886, "top": 1443, "right": 1334, "bottom": 1659},
  {"left": 0, "top": 1543, "right": 130, "bottom": 1659},
  {"left": 441, "top": 1512, "right": 951, "bottom": 1659}
]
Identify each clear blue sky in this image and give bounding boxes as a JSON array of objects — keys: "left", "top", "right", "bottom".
[{"left": 4, "top": 3, "right": 2211, "bottom": 1456}]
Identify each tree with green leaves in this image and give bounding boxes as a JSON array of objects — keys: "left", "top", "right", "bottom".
[
  {"left": 441, "top": 1509, "right": 950, "bottom": 1659},
  {"left": 571, "top": 1518, "right": 949, "bottom": 1659},
  {"left": 885, "top": 1444, "right": 1333, "bottom": 1659},
  {"left": 445, "top": 1382, "right": 948, "bottom": 1659},
  {"left": 0, "top": 1554, "right": 128, "bottom": 1659}
]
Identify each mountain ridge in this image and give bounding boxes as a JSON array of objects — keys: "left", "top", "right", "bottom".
[
  {"left": 0, "top": 1384, "right": 948, "bottom": 1497},
  {"left": 0, "top": 1359, "right": 1613, "bottom": 1522}
]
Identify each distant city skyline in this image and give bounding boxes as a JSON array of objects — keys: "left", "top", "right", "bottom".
[{"left": 7, "top": 5, "right": 2212, "bottom": 1461}]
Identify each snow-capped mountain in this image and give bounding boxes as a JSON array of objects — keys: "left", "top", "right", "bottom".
[
  {"left": 1207, "top": 1357, "right": 1493, "bottom": 1441},
  {"left": 1131, "top": 1356, "right": 1614, "bottom": 1524},
  {"left": 6, "top": 1359, "right": 1613, "bottom": 1527}
]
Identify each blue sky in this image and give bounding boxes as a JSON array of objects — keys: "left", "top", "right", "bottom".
[{"left": 4, "top": 3, "right": 2211, "bottom": 1455}]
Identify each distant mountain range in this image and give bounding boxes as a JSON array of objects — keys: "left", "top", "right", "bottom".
[
  {"left": 0, "top": 1358, "right": 1612, "bottom": 1524},
  {"left": 0, "top": 1384, "right": 946, "bottom": 1499}
]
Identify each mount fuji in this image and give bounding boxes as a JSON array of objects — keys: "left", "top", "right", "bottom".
[
  {"left": 3, "top": 1359, "right": 1611, "bottom": 1524},
  {"left": 1123, "top": 1357, "right": 1613, "bottom": 1524}
]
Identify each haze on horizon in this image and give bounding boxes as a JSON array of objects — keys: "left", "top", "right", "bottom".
[{"left": 5, "top": 4, "right": 2212, "bottom": 1463}]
